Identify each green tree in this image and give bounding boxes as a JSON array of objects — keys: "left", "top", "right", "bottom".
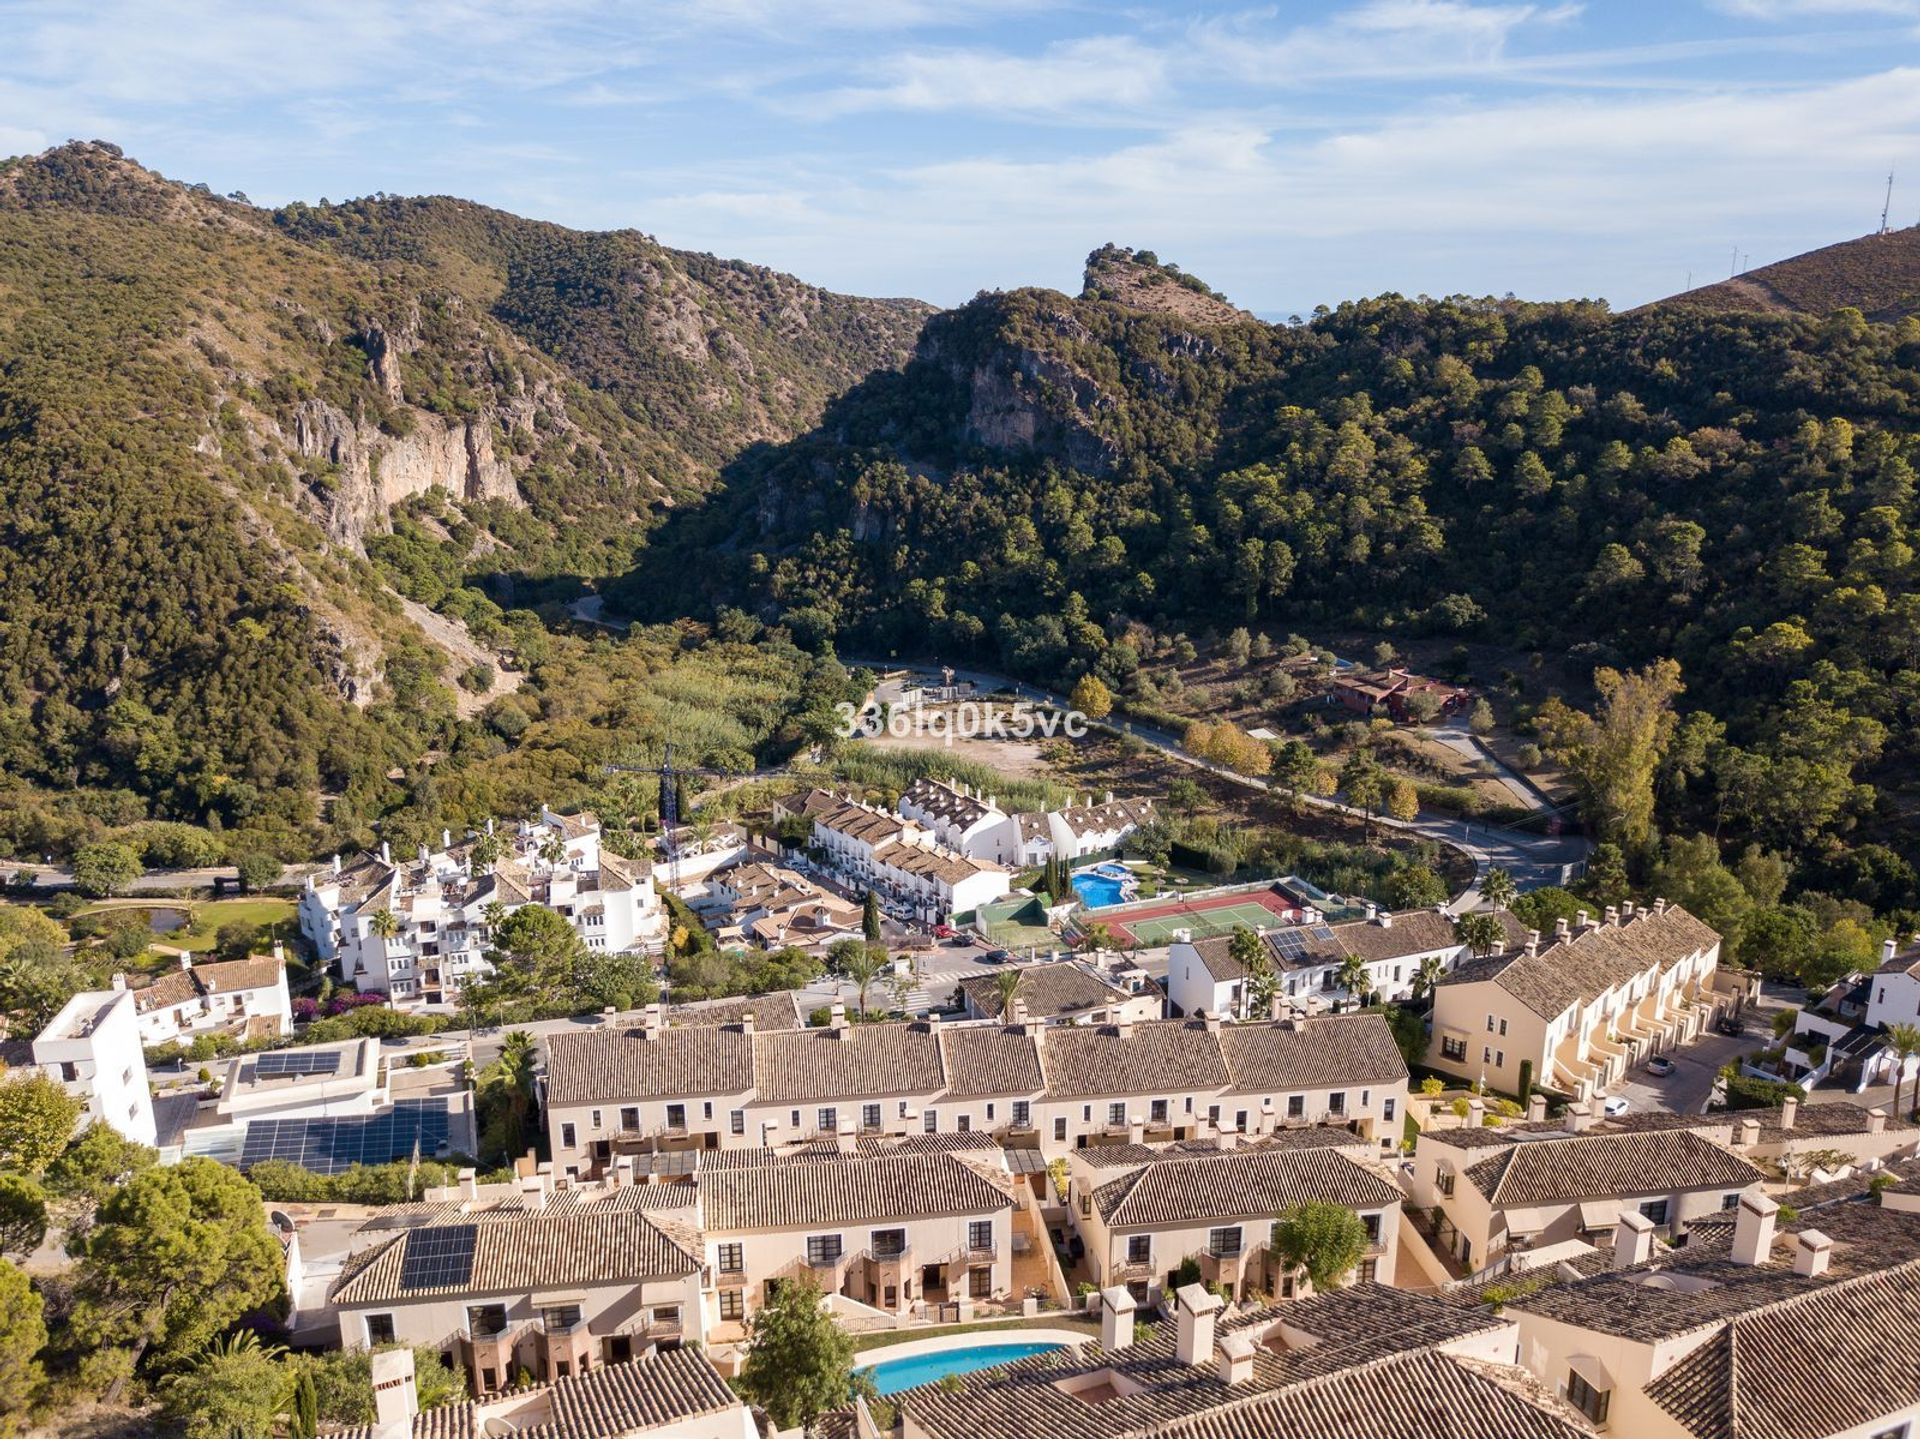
[
  {"left": 1885, "top": 1023, "right": 1920, "bottom": 1122},
  {"left": 489, "top": 904, "right": 588, "bottom": 997},
  {"left": 1340, "top": 752, "right": 1386, "bottom": 843},
  {"left": 160, "top": 1331, "right": 289, "bottom": 1439},
  {"left": 737, "top": 1275, "right": 854, "bottom": 1431},
  {"left": 842, "top": 944, "right": 885, "bottom": 1020},
  {"left": 476, "top": 1031, "right": 541, "bottom": 1165},
  {"left": 1167, "top": 778, "right": 1206, "bottom": 816},
  {"left": 1334, "top": 954, "right": 1374, "bottom": 1007},
  {"left": 1454, "top": 912, "right": 1504, "bottom": 959},
  {"left": 1385, "top": 779, "right": 1419, "bottom": 824},
  {"left": 1468, "top": 698, "right": 1496, "bottom": 736},
  {"left": 234, "top": 852, "right": 281, "bottom": 894},
  {"left": 1411, "top": 952, "right": 1447, "bottom": 1003},
  {"left": 1480, "top": 868, "right": 1517, "bottom": 913},
  {"left": 71, "top": 842, "right": 141, "bottom": 899},
  {"left": 0, "top": 1175, "right": 47, "bottom": 1258},
  {"left": 1271, "top": 1201, "right": 1371, "bottom": 1292},
  {"left": 992, "top": 967, "right": 1023, "bottom": 1018},
  {"left": 45, "top": 1123, "right": 157, "bottom": 1215},
  {"left": 368, "top": 909, "right": 400, "bottom": 943},
  {"left": 1537, "top": 658, "right": 1684, "bottom": 852},
  {"left": 290, "top": 1366, "right": 319, "bottom": 1439},
  {"left": 71, "top": 1157, "right": 285, "bottom": 1374},
  {"left": 1583, "top": 843, "right": 1632, "bottom": 908},
  {"left": 0, "top": 1259, "right": 46, "bottom": 1434},
  {"left": 0, "top": 1074, "right": 82, "bottom": 1175},
  {"left": 862, "top": 889, "right": 882, "bottom": 944},
  {"left": 1070, "top": 672, "right": 1113, "bottom": 721},
  {"left": 1229, "top": 925, "right": 1276, "bottom": 1017}
]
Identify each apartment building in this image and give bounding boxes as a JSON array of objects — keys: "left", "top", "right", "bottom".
[
  {"left": 1168, "top": 907, "right": 1527, "bottom": 1020},
  {"left": 703, "top": 861, "right": 861, "bottom": 950},
  {"left": 895, "top": 777, "right": 1157, "bottom": 868},
  {"left": 30, "top": 987, "right": 157, "bottom": 1146},
  {"left": 543, "top": 1009, "right": 1409, "bottom": 1175},
  {"left": 1789, "top": 935, "right": 1920, "bottom": 1090},
  {"left": 802, "top": 794, "right": 1012, "bottom": 922},
  {"left": 1066, "top": 1133, "right": 1401, "bottom": 1302},
  {"left": 1506, "top": 1188, "right": 1920, "bottom": 1437},
  {"left": 887, "top": 1283, "right": 1588, "bottom": 1439},
  {"left": 956, "top": 961, "right": 1161, "bottom": 1027},
  {"left": 329, "top": 1190, "right": 707, "bottom": 1394},
  {"left": 697, "top": 1142, "right": 1017, "bottom": 1330},
  {"left": 1408, "top": 1110, "right": 1763, "bottom": 1271},
  {"left": 1427, "top": 900, "right": 1721, "bottom": 1099},
  {"left": 300, "top": 809, "right": 663, "bottom": 1006},
  {"left": 121, "top": 948, "right": 292, "bottom": 1046}
]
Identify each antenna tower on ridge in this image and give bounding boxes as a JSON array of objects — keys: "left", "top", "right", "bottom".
[{"left": 1882, "top": 168, "right": 1896, "bottom": 235}]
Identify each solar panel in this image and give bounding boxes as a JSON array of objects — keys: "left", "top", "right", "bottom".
[
  {"left": 238, "top": 1100, "right": 452, "bottom": 1176},
  {"left": 399, "top": 1222, "right": 478, "bottom": 1291},
  {"left": 255, "top": 1050, "right": 343, "bottom": 1077},
  {"left": 1268, "top": 929, "right": 1308, "bottom": 961}
]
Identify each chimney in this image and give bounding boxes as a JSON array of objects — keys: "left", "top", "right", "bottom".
[
  {"left": 333, "top": 853, "right": 343, "bottom": 875},
  {"left": 1099, "top": 1286, "right": 1137, "bottom": 1350},
  {"left": 1731, "top": 1192, "right": 1779, "bottom": 1265},
  {"left": 458, "top": 1167, "right": 478, "bottom": 1202},
  {"left": 1524, "top": 929, "right": 1540, "bottom": 958},
  {"left": 1116, "top": 1019, "right": 1135, "bottom": 1040},
  {"left": 1128, "top": 1118, "right": 1145, "bottom": 1145},
  {"left": 830, "top": 1001, "right": 849, "bottom": 1034},
  {"left": 1793, "top": 1229, "right": 1833, "bottom": 1279},
  {"left": 740, "top": 1011, "right": 755, "bottom": 1038},
  {"left": 1567, "top": 1101, "right": 1595, "bottom": 1134},
  {"left": 1621, "top": 900, "right": 1637, "bottom": 921},
  {"left": 1575, "top": 908, "right": 1589, "bottom": 929},
  {"left": 1884, "top": 938, "right": 1900, "bottom": 964},
  {"left": 1377, "top": 910, "right": 1393, "bottom": 930},
  {"left": 1780, "top": 1096, "right": 1799, "bottom": 1131},
  {"left": 602, "top": 1005, "right": 617, "bottom": 1027},
  {"left": 1467, "top": 1097, "right": 1485, "bottom": 1130},
  {"left": 442, "top": 828, "right": 451, "bottom": 849},
  {"left": 1104, "top": 791, "right": 1114, "bottom": 806},
  {"left": 1652, "top": 896, "right": 1668, "bottom": 915},
  {"left": 1603, "top": 905, "right": 1619, "bottom": 926},
  {"left": 273, "top": 940, "right": 285, "bottom": 964},
  {"left": 1364, "top": 901, "right": 1378, "bottom": 921},
  {"left": 178, "top": 952, "right": 193, "bottom": 972},
  {"left": 380, "top": 841, "right": 392, "bottom": 865},
  {"left": 1613, "top": 1209, "right": 1656, "bottom": 1269},
  {"left": 1216, "top": 1331, "right": 1256, "bottom": 1386},
  {"left": 1216, "top": 1127, "right": 1238, "bottom": 1152},
  {"left": 1174, "top": 1283, "right": 1224, "bottom": 1367},
  {"left": 418, "top": 845, "right": 429, "bottom": 863},
  {"left": 1203, "top": 1011, "right": 1222, "bottom": 1033},
  {"left": 1734, "top": 1116, "right": 1760, "bottom": 1148},
  {"left": 834, "top": 1128, "right": 858, "bottom": 1154},
  {"left": 643, "top": 1005, "right": 663, "bottom": 1040},
  {"left": 1554, "top": 917, "right": 1570, "bottom": 941},
  {"left": 1490, "top": 938, "right": 1505, "bottom": 957},
  {"left": 370, "top": 1348, "right": 419, "bottom": 1439},
  {"left": 1868, "top": 1106, "right": 1888, "bottom": 1135},
  {"left": 614, "top": 1155, "right": 636, "bottom": 1189},
  {"left": 1526, "top": 1094, "right": 1547, "bottom": 1122},
  {"left": 110, "top": 973, "right": 127, "bottom": 992},
  {"left": 1010, "top": 998, "right": 1029, "bottom": 1027}
]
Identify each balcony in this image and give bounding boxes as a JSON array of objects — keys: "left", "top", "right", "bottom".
[
  {"left": 1199, "top": 1249, "right": 1246, "bottom": 1287},
  {"left": 644, "top": 1314, "right": 685, "bottom": 1341},
  {"left": 1110, "top": 1259, "right": 1154, "bottom": 1283}
]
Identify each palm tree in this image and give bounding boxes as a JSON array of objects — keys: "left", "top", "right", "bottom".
[
  {"left": 993, "top": 967, "right": 1024, "bottom": 1019},
  {"left": 1480, "top": 868, "right": 1517, "bottom": 913},
  {"left": 1454, "top": 912, "right": 1504, "bottom": 959},
  {"left": 1335, "top": 954, "right": 1374, "bottom": 1008},
  {"left": 369, "top": 909, "right": 400, "bottom": 945},
  {"left": 1412, "top": 952, "right": 1448, "bottom": 1004},
  {"left": 538, "top": 833, "right": 569, "bottom": 870},
  {"left": 1885, "top": 1022, "right": 1920, "bottom": 1120},
  {"left": 843, "top": 945, "right": 885, "bottom": 1020}
]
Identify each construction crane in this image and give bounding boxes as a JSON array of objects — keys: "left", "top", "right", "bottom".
[{"left": 602, "top": 743, "right": 724, "bottom": 895}]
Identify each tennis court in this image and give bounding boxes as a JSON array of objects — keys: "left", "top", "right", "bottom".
[{"left": 1089, "top": 885, "right": 1299, "bottom": 947}]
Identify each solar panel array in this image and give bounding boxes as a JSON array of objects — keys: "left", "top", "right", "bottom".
[
  {"left": 255, "top": 1050, "right": 344, "bottom": 1078},
  {"left": 398, "top": 1222, "right": 478, "bottom": 1291},
  {"left": 1268, "top": 929, "right": 1308, "bottom": 961},
  {"left": 238, "top": 1099, "right": 451, "bottom": 1175}
]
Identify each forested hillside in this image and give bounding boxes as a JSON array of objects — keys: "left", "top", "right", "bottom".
[
  {"left": 629, "top": 249, "right": 1920, "bottom": 917},
  {"left": 0, "top": 142, "right": 924, "bottom": 861}
]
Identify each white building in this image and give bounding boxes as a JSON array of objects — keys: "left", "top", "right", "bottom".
[
  {"left": 30, "top": 988, "right": 157, "bottom": 1146},
  {"left": 121, "top": 949, "right": 292, "bottom": 1046},
  {"left": 301, "top": 809, "right": 663, "bottom": 1006},
  {"left": 807, "top": 795, "right": 1010, "bottom": 922},
  {"left": 897, "top": 777, "right": 1156, "bottom": 867}
]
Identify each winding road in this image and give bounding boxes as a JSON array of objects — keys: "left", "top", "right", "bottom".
[{"left": 849, "top": 659, "right": 1590, "bottom": 910}]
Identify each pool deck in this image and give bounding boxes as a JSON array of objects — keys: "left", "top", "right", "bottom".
[{"left": 861, "top": 1328, "right": 1095, "bottom": 1365}]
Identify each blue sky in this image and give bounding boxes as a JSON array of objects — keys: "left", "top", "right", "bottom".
[{"left": 3, "top": 1, "right": 1919, "bottom": 313}]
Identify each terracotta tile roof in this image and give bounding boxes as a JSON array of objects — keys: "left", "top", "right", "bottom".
[
  {"left": 752, "top": 1021, "right": 945, "bottom": 1102},
  {"left": 668, "top": 992, "right": 804, "bottom": 1031},
  {"left": 132, "top": 954, "right": 283, "bottom": 1013},
  {"left": 1329, "top": 909, "right": 1474, "bottom": 964},
  {"left": 1463, "top": 1129, "right": 1761, "bottom": 1206},
  {"left": 1091, "top": 1146, "right": 1400, "bottom": 1225},
  {"left": 1217, "top": 1014, "right": 1409, "bottom": 1091},
  {"left": 1645, "top": 1262, "right": 1920, "bottom": 1439},
  {"left": 329, "top": 1210, "right": 699, "bottom": 1305},
  {"left": 939, "top": 1026, "right": 1045, "bottom": 1096},
  {"left": 544, "top": 1026, "right": 754, "bottom": 1106},
  {"left": 1439, "top": 905, "right": 1720, "bottom": 1019},
  {"left": 1041, "top": 1020, "right": 1231, "bottom": 1098},
  {"left": 957, "top": 962, "right": 1137, "bottom": 1020},
  {"left": 894, "top": 1287, "right": 1539, "bottom": 1439},
  {"left": 1074, "top": 1129, "right": 1367, "bottom": 1169},
  {"left": 698, "top": 1150, "right": 1014, "bottom": 1230}
]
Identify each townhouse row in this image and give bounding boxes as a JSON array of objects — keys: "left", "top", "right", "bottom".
[{"left": 539, "top": 1003, "right": 1412, "bottom": 1176}]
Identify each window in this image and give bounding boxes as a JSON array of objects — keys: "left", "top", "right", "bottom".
[
  {"left": 1235, "top": 1110, "right": 1248, "bottom": 1132},
  {"left": 969, "top": 1266, "right": 992, "bottom": 1298},
  {"left": 718, "top": 1243, "right": 745, "bottom": 1273},
  {"left": 1441, "top": 1036, "right": 1467, "bottom": 1062},
  {"left": 1207, "top": 1105, "right": 1221, "bottom": 1126},
  {"left": 1362, "top": 1214, "right": 1381, "bottom": 1244},
  {"left": 1287, "top": 1095, "right": 1305, "bottom": 1119},
  {"left": 790, "top": 1110, "right": 801, "bottom": 1130},
  {"left": 872, "top": 1228, "right": 906, "bottom": 1258},
  {"left": 731, "top": 1109, "right": 746, "bottom": 1136},
  {"left": 1498, "top": 1018, "right": 1509, "bottom": 1036},
  {"left": 703, "top": 1101, "right": 714, "bottom": 1122},
  {"left": 666, "top": 1103, "right": 686, "bottom": 1130},
  {"left": 1328, "top": 1092, "right": 1346, "bottom": 1116},
  {"left": 1054, "top": 1116, "right": 1068, "bottom": 1142},
  {"left": 862, "top": 1103, "right": 882, "bottom": 1131},
  {"left": 1209, "top": 1227, "right": 1242, "bottom": 1257},
  {"left": 1438, "top": 1171, "right": 1456, "bottom": 1197},
  {"left": 1487, "top": 1015, "right": 1496, "bottom": 1032},
  {"left": 925, "top": 1109, "right": 938, "bottom": 1133},
  {"left": 620, "top": 1106, "right": 640, "bottom": 1132},
  {"left": 1082, "top": 1105, "right": 1093, "bottom": 1122},
  {"left": 958, "top": 1114, "right": 972, "bottom": 1133},
  {"left": 560, "top": 1122, "right": 577, "bottom": 1149},
  {"left": 544, "top": 1304, "right": 582, "bottom": 1333},
  {"left": 1495, "top": 1050, "right": 1505, "bottom": 1069},
  {"left": 986, "top": 1103, "right": 996, "bottom": 1121},
  {"left": 1383, "top": 1098, "right": 1396, "bottom": 1121},
  {"left": 1013, "top": 1100, "right": 1031, "bottom": 1128},
  {"left": 469, "top": 1304, "right": 508, "bottom": 1338},
  {"left": 1127, "top": 1235, "right": 1151, "bottom": 1266},
  {"left": 1640, "top": 1199, "right": 1671, "bottom": 1226},
  {"left": 718, "top": 1289, "right": 744, "bottom": 1322},
  {"left": 1150, "top": 1099, "right": 1169, "bottom": 1124},
  {"left": 1483, "top": 1046, "right": 1492, "bottom": 1064},
  {"left": 1108, "top": 1102, "right": 1127, "bottom": 1126},
  {"left": 806, "top": 1234, "right": 844, "bottom": 1266},
  {"left": 590, "top": 1109, "right": 602, "bottom": 1131},
  {"left": 1358, "top": 1258, "right": 1378, "bottom": 1284},
  {"left": 366, "top": 1314, "right": 396, "bottom": 1346},
  {"left": 1566, "top": 1370, "right": 1610, "bottom": 1425},
  {"left": 968, "top": 1221, "right": 994, "bottom": 1253},
  {"left": 1868, "top": 1427, "right": 1910, "bottom": 1439},
  {"left": 818, "top": 1107, "right": 838, "bottom": 1133},
  {"left": 652, "top": 1305, "right": 681, "bottom": 1330},
  {"left": 1722, "top": 1192, "right": 1743, "bottom": 1210}
]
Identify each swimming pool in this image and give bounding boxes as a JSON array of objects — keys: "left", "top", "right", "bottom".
[
  {"left": 1071, "top": 872, "right": 1126, "bottom": 908},
  {"left": 861, "top": 1341, "right": 1064, "bottom": 1394}
]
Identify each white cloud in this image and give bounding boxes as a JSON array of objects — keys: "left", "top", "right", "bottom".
[
  {"left": 1193, "top": 0, "right": 1583, "bottom": 84},
  {"left": 1711, "top": 0, "right": 1920, "bottom": 17},
  {"left": 814, "top": 37, "right": 1168, "bottom": 118}
]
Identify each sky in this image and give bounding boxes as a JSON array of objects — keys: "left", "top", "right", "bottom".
[{"left": 2, "top": 0, "right": 1919, "bottom": 314}]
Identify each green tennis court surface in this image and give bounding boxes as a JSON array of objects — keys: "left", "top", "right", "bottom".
[{"left": 1120, "top": 901, "right": 1287, "bottom": 944}]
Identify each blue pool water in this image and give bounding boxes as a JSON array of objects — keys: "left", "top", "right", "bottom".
[
  {"left": 862, "top": 1341, "right": 1065, "bottom": 1394},
  {"left": 1071, "top": 872, "right": 1126, "bottom": 908}
]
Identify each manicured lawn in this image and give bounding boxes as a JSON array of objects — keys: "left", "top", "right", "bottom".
[
  {"left": 80, "top": 897, "right": 297, "bottom": 953},
  {"left": 848, "top": 1312, "right": 1099, "bottom": 1355}
]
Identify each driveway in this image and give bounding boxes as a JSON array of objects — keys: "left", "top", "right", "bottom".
[{"left": 1609, "top": 1016, "right": 1761, "bottom": 1116}]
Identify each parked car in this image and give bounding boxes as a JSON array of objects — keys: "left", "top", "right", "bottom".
[
  {"left": 982, "top": 948, "right": 1014, "bottom": 965},
  {"left": 1645, "top": 1055, "right": 1675, "bottom": 1077},
  {"left": 1716, "top": 1015, "right": 1744, "bottom": 1037},
  {"left": 932, "top": 924, "right": 957, "bottom": 938},
  {"left": 1602, "top": 1095, "right": 1632, "bottom": 1116}
]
